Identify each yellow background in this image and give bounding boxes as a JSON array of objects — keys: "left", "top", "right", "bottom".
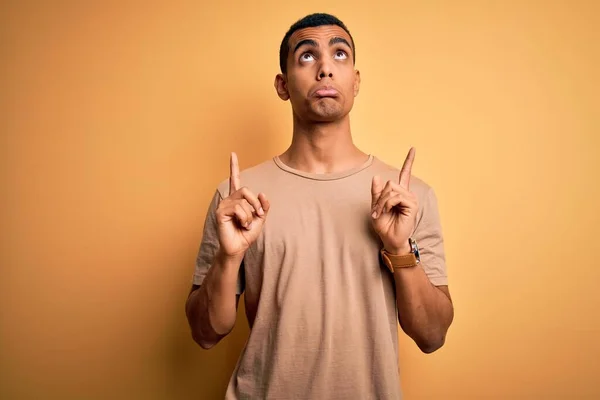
[{"left": 1, "top": 1, "right": 599, "bottom": 399}]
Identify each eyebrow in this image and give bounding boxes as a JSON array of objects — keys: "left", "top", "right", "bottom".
[
  {"left": 329, "top": 36, "right": 352, "bottom": 50},
  {"left": 293, "top": 36, "right": 353, "bottom": 54},
  {"left": 293, "top": 39, "right": 318, "bottom": 54}
]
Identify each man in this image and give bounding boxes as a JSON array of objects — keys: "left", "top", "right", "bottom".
[{"left": 186, "top": 13, "right": 454, "bottom": 399}]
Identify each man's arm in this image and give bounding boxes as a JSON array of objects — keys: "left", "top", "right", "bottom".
[
  {"left": 371, "top": 148, "right": 453, "bottom": 353},
  {"left": 187, "top": 152, "right": 270, "bottom": 350},
  {"left": 185, "top": 250, "right": 243, "bottom": 349},
  {"left": 393, "top": 266, "right": 454, "bottom": 353}
]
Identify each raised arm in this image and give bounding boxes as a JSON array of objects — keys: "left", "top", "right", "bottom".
[
  {"left": 186, "top": 152, "right": 270, "bottom": 349},
  {"left": 371, "top": 148, "right": 454, "bottom": 353}
]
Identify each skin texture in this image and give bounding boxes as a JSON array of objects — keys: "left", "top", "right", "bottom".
[{"left": 186, "top": 25, "right": 454, "bottom": 353}]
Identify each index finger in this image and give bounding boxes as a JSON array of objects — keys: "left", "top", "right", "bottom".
[
  {"left": 399, "top": 147, "right": 415, "bottom": 189},
  {"left": 229, "top": 152, "right": 240, "bottom": 196}
]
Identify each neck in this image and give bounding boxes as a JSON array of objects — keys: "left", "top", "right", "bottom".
[{"left": 279, "top": 113, "right": 369, "bottom": 174}]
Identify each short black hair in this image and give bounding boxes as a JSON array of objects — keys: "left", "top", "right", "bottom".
[{"left": 279, "top": 13, "right": 355, "bottom": 74}]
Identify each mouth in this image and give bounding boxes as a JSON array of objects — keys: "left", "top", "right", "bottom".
[{"left": 313, "top": 87, "right": 339, "bottom": 98}]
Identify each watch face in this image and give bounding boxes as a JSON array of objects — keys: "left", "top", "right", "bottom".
[{"left": 410, "top": 238, "right": 421, "bottom": 263}]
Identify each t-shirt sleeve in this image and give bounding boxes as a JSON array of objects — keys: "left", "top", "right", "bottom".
[
  {"left": 413, "top": 186, "right": 449, "bottom": 286},
  {"left": 192, "top": 189, "right": 245, "bottom": 294}
]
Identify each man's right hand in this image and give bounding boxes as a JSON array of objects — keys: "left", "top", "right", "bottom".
[{"left": 216, "top": 152, "right": 270, "bottom": 258}]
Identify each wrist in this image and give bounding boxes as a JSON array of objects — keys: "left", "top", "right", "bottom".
[
  {"left": 215, "top": 249, "right": 244, "bottom": 269},
  {"left": 381, "top": 238, "right": 421, "bottom": 273},
  {"left": 384, "top": 244, "right": 411, "bottom": 255}
]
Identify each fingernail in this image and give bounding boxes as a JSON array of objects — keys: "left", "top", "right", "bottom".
[
  {"left": 372, "top": 211, "right": 377, "bottom": 219},
  {"left": 258, "top": 207, "right": 264, "bottom": 216},
  {"left": 247, "top": 222, "right": 253, "bottom": 230}
]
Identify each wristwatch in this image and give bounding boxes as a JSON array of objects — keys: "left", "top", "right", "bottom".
[{"left": 380, "top": 238, "right": 421, "bottom": 273}]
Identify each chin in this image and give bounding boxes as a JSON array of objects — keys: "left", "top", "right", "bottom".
[
  {"left": 311, "top": 103, "right": 345, "bottom": 121},
  {"left": 310, "top": 112, "right": 344, "bottom": 123}
]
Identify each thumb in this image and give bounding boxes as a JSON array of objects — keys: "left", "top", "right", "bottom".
[{"left": 371, "top": 175, "right": 383, "bottom": 206}]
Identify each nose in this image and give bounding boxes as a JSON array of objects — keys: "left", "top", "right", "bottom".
[{"left": 317, "top": 60, "right": 333, "bottom": 80}]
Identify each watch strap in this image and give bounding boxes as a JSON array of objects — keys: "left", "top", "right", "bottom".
[{"left": 381, "top": 249, "right": 419, "bottom": 272}]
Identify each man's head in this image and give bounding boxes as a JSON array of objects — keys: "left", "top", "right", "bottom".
[
  {"left": 279, "top": 13, "right": 356, "bottom": 74},
  {"left": 275, "top": 13, "right": 360, "bottom": 123}
]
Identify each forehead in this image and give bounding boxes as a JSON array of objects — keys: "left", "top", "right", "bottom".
[{"left": 289, "top": 25, "right": 352, "bottom": 48}]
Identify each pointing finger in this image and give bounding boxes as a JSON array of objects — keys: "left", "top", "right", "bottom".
[
  {"left": 229, "top": 152, "right": 240, "bottom": 196},
  {"left": 399, "top": 147, "right": 415, "bottom": 189}
]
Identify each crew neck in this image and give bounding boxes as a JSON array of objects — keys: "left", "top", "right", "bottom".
[{"left": 273, "top": 154, "right": 374, "bottom": 181}]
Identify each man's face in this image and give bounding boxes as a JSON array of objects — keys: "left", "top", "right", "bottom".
[{"left": 275, "top": 25, "right": 360, "bottom": 122}]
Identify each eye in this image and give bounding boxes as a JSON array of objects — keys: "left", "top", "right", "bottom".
[
  {"left": 334, "top": 50, "right": 348, "bottom": 60},
  {"left": 300, "top": 52, "right": 315, "bottom": 62}
]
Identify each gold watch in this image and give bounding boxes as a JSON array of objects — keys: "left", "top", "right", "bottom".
[{"left": 380, "top": 238, "right": 421, "bottom": 273}]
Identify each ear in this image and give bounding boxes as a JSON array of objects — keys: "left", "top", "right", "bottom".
[
  {"left": 274, "top": 74, "right": 290, "bottom": 101},
  {"left": 353, "top": 70, "right": 361, "bottom": 97}
]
